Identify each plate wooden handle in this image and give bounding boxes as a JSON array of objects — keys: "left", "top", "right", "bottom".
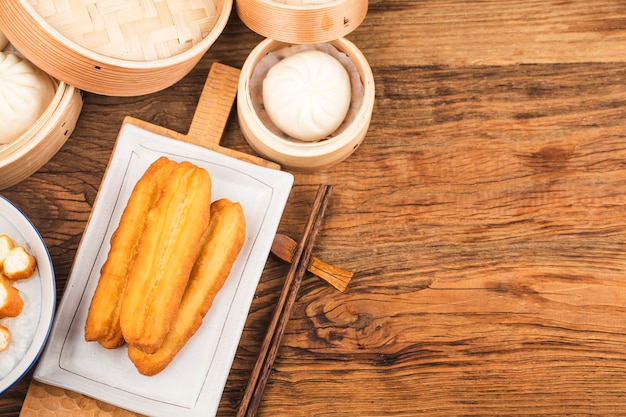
[
  {"left": 123, "top": 62, "right": 280, "bottom": 169},
  {"left": 186, "top": 62, "right": 239, "bottom": 148}
]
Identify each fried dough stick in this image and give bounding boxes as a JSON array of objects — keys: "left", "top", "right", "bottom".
[
  {"left": 85, "top": 157, "right": 178, "bottom": 349},
  {"left": 120, "top": 161, "right": 212, "bottom": 354},
  {"left": 128, "top": 199, "right": 246, "bottom": 375}
]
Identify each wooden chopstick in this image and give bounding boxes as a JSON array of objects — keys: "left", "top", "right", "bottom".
[{"left": 236, "top": 184, "right": 333, "bottom": 417}]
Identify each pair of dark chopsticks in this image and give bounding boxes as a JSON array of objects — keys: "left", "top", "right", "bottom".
[{"left": 236, "top": 184, "right": 333, "bottom": 417}]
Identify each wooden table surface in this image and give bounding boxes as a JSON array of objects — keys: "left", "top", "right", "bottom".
[{"left": 4, "top": 0, "right": 626, "bottom": 415}]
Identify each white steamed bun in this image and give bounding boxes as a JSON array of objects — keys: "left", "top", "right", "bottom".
[
  {"left": 262, "top": 49, "right": 351, "bottom": 142},
  {"left": 0, "top": 52, "right": 56, "bottom": 144}
]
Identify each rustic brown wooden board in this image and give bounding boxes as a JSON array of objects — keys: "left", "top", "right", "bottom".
[
  {"left": 16, "top": 61, "right": 276, "bottom": 417},
  {"left": 4, "top": 0, "right": 626, "bottom": 416}
]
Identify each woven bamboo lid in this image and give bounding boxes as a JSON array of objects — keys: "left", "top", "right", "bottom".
[
  {"left": 236, "top": 0, "right": 368, "bottom": 44},
  {"left": 0, "top": 0, "right": 232, "bottom": 96}
]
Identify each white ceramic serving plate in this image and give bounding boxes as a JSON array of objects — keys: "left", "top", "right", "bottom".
[
  {"left": 34, "top": 123, "right": 294, "bottom": 417},
  {"left": 0, "top": 195, "right": 55, "bottom": 393}
]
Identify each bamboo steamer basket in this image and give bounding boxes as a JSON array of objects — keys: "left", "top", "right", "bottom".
[
  {"left": 236, "top": 0, "right": 368, "bottom": 44},
  {"left": 0, "top": 0, "right": 232, "bottom": 96},
  {"left": 235, "top": 0, "right": 374, "bottom": 170},
  {"left": 0, "top": 76, "right": 83, "bottom": 190},
  {"left": 238, "top": 37, "right": 374, "bottom": 170}
]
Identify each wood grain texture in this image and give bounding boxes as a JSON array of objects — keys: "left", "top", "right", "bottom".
[
  {"left": 3, "top": 0, "right": 626, "bottom": 416},
  {"left": 358, "top": 0, "right": 626, "bottom": 66}
]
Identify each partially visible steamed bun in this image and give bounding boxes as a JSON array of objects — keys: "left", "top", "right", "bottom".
[
  {"left": 263, "top": 49, "right": 351, "bottom": 142},
  {"left": 0, "top": 52, "right": 56, "bottom": 144}
]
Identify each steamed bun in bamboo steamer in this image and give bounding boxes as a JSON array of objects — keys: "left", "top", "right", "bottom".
[
  {"left": 0, "top": 52, "right": 56, "bottom": 144},
  {"left": 239, "top": 39, "right": 374, "bottom": 170},
  {"left": 235, "top": 0, "right": 373, "bottom": 169}
]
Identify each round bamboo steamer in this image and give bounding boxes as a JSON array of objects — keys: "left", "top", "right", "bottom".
[
  {"left": 0, "top": 80, "right": 83, "bottom": 190},
  {"left": 236, "top": 0, "right": 368, "bottom": 44},
  {"left": 0, "top": 0, "right": 232, "bottom": 96},
  {"left": 237, "top": 37, "right": 375, "bottom": 171}
]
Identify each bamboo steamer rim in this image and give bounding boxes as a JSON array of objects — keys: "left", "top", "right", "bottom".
[
  {"left": 236, "top": 0, "right": 368, "bottom": 44},
  {"left": 8, "top": 0, "right": 231, "bottom": 69},
  {"left": 0, "top": 0, "right": 232, "bottom": 95},
  {"left": 238, "top": 37, "right": 375, "bottom": 170}
]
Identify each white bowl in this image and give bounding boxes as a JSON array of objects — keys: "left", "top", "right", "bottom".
[{"left": 0, "top": 195, "right": 55, "bottom": 393}]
